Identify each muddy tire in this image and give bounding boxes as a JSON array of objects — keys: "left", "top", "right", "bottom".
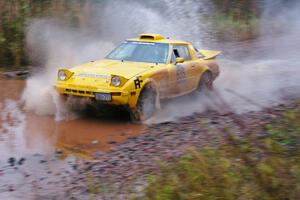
[
  {"left": 197, "top": 71, "right": 213, "bottom": 94},
  {"left": 130, "top": 84, "right": 157, "bottom": 122}
]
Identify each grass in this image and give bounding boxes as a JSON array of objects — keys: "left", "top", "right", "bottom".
[{"left": 140, "top": 102, "right": 300, "bottom": 200}]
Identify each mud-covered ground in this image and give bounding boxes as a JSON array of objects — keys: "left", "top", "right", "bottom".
[
  {"left": 63, "top": 99, "right": 300, "bottom": 199},
  {"left": 0, "top": 77, "right": 298, "bottom": 199}
]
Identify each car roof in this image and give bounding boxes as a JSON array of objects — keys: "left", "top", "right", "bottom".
[{"left": 126, "top": 34, "right": 191, "bottom": 45}]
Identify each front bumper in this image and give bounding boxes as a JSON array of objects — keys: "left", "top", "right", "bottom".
[{"left": 55, "top": 83, "right": 134, "bottom": 106}]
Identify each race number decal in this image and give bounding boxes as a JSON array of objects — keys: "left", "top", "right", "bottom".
[{"left": 134, "top": 76, "right": 143, "bottom": 89}]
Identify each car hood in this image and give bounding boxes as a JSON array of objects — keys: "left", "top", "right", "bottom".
[{"left": 71, "top": 59, "right": 152, "bottom": 79}]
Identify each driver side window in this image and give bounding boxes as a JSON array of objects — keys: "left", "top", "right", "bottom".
[{"left": 171, "top": 45, "right": 191, "bottom": 63}]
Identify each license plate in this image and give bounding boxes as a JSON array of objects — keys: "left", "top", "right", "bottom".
[{"left": 95, "top": 93, "right": 111, "bottom": 101}]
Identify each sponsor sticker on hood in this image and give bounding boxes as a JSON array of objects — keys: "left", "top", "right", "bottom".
[{"left": 77, "top": 73, "right": 110, "bottom": 79}]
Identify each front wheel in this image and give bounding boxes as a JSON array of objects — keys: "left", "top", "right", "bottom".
[{"left": 130, "top": 84, "right": 158, "bottom": 122}]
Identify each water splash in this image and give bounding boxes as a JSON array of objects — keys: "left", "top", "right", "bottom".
[
  {"left": 0, "top": 100, "right": 26, "bottom": 159},
  {"left": 21, "top": 0, "right": 212, "bottom": 119},
  {"left": 21, "top": 0, "right": 300, "bottom": 122}
]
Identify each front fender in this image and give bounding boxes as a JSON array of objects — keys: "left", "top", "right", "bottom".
[{"left": 126, "top": 76, "right": 159, "bottom": 109}]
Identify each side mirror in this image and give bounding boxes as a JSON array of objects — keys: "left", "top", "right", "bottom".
[{"left": 175, "top": 57, "right": 184, "bottom": 64}]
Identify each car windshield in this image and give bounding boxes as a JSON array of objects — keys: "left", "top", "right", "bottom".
[{"left": 106, "top": 41, "right": 169, "bottom": 64}]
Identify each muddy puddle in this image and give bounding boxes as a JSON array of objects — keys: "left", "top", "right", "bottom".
[
  {"left": 0, "top": 78, "right": 145, "bottom": 198},
  {"left": 0, "top": 79, "right": 144, "bottom": 160}
]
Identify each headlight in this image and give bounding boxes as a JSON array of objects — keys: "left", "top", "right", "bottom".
[
  {"left": 111, "top": 76, "right": 121, "bottom": 86},
  {"left": 58, "top": 70, "right": 67, "bottom": 81}
]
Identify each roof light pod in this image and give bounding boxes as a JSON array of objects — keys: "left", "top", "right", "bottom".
[{"left": 139, "top": 34, "right": 164, "bottom": 40}]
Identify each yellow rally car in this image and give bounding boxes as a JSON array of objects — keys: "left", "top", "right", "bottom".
[{"left": 55, "top": 34, "right": 221, "bottom": 121}]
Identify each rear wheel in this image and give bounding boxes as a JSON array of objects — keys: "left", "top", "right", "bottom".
[
  {"left": 130, "top": 84, "right": 157, "bottom": 122},
  {"left": 197, "top": 71, "right": 213, "bottom": 94}
]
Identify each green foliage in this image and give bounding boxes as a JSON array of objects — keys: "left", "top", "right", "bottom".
[
  {"left": 0, "top": 0, "right": 87, "bottom": 69},
  {"left": 209, "top": 0, "right": 261, "bottom": 41},
  {"left": 211, "top": 14, "right": 258, "bottom": 41},
  {"left": 141, "top": 103, "right": 300, "bottom": 200},
  {"left": 211, "top": 0, "right": 260, "bottom": 21}
]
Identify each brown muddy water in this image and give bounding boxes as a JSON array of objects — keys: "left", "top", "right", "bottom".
[
  {"left": 0, "top": 79, "right": 144, "bottom": 159},
  {"left": 0, "top": 78, "right": 144, "bottom": 199}
]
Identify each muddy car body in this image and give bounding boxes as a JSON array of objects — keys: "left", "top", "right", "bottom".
[{"left": 55, "top": 34, "right": 221, "bottom": 120}]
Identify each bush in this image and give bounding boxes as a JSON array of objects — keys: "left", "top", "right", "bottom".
[
  {"left": 0, "top": 0, "right": 87, "bottom": 69},
  {"left": 211, "top": 14, "right": 258, "bottom": 41}
]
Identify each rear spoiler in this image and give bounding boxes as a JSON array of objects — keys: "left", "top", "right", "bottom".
[{"left": 199, "top": 50, "right": 222, "bottom": 60}]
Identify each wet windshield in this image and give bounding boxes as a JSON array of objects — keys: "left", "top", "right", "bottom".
[{"left": 106, "top": 41, "right": 169, "bottom": 64}]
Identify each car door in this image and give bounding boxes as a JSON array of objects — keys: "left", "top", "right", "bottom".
[{"left": 169, "top": 45, "right": 197, "bottom": 96}]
